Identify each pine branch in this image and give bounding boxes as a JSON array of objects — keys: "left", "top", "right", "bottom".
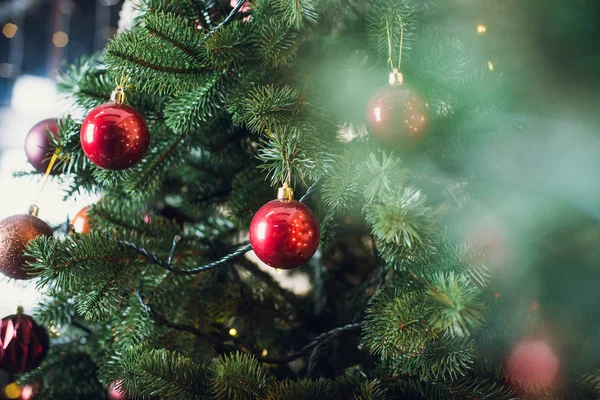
[
  {"left": 120, "top": 346, "right": 211, "bottom": 400},
  {"left": 426, "top": 272, "right": 485, "bottom": 337},
  {"left": 211, "top": 352, "right": 271, "bottom": 399},
  {"left": 135, "top": 289, "right": 229, "bottom": 348},
  {"left": 272, "top": 0, "right": 318, "bottom": 29},
  {"left": 165, "top": 72, "right": 228, "bottom": 134},
  {"left": 105, "top": 31, "right": 205, "bottom": 95}
]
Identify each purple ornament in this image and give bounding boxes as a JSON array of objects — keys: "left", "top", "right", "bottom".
[{"left": 24, "top": 119, "right": 60, "bottom": 174}]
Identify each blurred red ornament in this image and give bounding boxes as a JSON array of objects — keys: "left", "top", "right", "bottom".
[
  {"left": 365, "top": 71, "right": 429, "bottom": 150},
  {"left": 80, "top": 88, "right": 149, "bottom": 170},
  {"left": 0, "top": 308, "right": 49, "bottom": 374},
  {"left": 24, "top": 119, "right": 60, "bottom": 174},
  {"left": 72, "top": 207, "right": 91, "bottom": 235},
  {"left": 107, "top": 380, "right": 129, "bottom": 400},
  {"left": 0, "top": 213, "right": 53, "bottom": 280},
  {"left": 505, "top": 338, "right": 559, "bottom": 394},
  {"left": 249, "top": 185, "right": 319, "bottom": 270}
]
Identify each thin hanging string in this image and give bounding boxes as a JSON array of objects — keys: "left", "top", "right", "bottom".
[
  {"left": 114, "top": 74, "right": 134, "bottom": 92},
  {"left": 280, "top": 145, "right": 293, "bottom": 187},
  {"left": 398, "top": 19, "right": 404, "bottom": 70},
  {"left": 386, "top": 16, "right": 405, "bottom": 72},
  {"left": 33, "top": 147, "right": 61, "bottom": 205}
]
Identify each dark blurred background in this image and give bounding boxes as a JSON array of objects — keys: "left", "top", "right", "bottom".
[{"left": 0, "top": 0, "right": 123, "bottom": 104}]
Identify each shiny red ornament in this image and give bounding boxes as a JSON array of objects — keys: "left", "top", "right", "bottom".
[
  {"left": 250, "top": 186, "right": 319, "bottom": 270},
  {"left": 0, "top": 213, "right": 53, "bottom": 280},
  {"left": 71, "top": 206, "right": 91, "bottom": 234},
  {"left": 80, "top": 101, "right": 149, "bottom": 170},
  {"left": 24, "top": 119, "right": 60, "bottom": 174},
  {"left": 505, "top": 338, "right": 560, "bottom": 394},
  {"left": 365, "top": 72, "right": 429, "bottom": 150},
  {"left": 0, "top": 309, "right": 49, "bottom": 374}
]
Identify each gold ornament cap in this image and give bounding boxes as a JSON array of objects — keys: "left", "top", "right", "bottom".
[
  {"left": 28, "top": 204, "right": 40, "bottom": 217},
  {"left": 277, "top": 183, "right": 294, "bottom": 201},
  {"left": 389, "top": 69, "right": 404, "bottom": 85},
  {"left": 110, "top": 86, "right": 126, "bottom": 104},
  {"left": 16, "top": 305, "right": 24, "bottom": 315}
]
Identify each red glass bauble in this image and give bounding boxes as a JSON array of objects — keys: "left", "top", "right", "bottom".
[
  {"left": 80, "top": 102, "right": 149, "bottom": 170},
  {"left": 249, "top": 199, "right": 319, "bottom": 269},
  {"left": 505, "top": 338, "right": 560, "bottom": 394},
  {"left": 24, "top": 119, "right": 60, "bottom": 174},
  {"left": 0, "top": 310, "right": 49, "bottom": 374},
  {"left": 0, "top": 214, "right": 53, "bottom": 280},
  {"left": 365, "top": 83, "right": 429, "bottom": 149},
  {"left": 71, "top": 206, "right": 91, "bottom": 234}
]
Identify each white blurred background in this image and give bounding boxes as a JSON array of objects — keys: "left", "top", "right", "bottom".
[{"left": 0, "top": 74, "right": 98, "bottom": 316}]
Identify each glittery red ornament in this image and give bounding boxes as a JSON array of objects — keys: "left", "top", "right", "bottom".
[
  {"left": 24, "top": 119, "right": 59, "bottom": 174},
  {"left": 0, "top": 213, "right": 53, "bottom": 280},
  {"left": 365, "top": 71, "right": 429, "bottom": 149},
  {"left": 505, "top": 338, "right": 560, "bottom": 394},
  {"left": 249, "top": 185, "right": 319, "bottom": 270},
  {"left": 0, "top": 308, "right": 49, "bottom": 374},
  {"left": 71, "top": 206, "right": 91, "bottom": 234},
  {"left": 80, "top": 89, "right": 149, "bottom": 170}
]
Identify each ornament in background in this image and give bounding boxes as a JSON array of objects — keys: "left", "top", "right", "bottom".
[
  {"left": 0, "top": 206, "right": 53, "bottom": 280},
  {"left": 365, "top": 69, "right": 429, "bottom": 149},
  {"left": 250, "top": 184, "right": 320, "bottom": 270},
  {"left": 0, "top": 307, "right": 49, "bottom": 374},
  {"left": 505, "top": 338, "right": 560, "bottom": 394},
  {"left": 24, "top": 119, "right": 60, "bottom": 174},
  {"left": 107, "top": 380, "right": 129, "bottom": 400},
  {"left": 80, "top": 86, "right": 149, "bottom": 170},
  {"left": 71, "top": 206, "right": 91, "bottom": 234}
]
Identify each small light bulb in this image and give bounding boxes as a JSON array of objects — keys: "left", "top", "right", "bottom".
[
  {"left": 53, "top": 31, "right": 69, "bottom": 47},
  {"left": 261, "top": 349, "right": 268, "bottom": 357},
  {"left": 477, "top": 24, "right": 487, "bottom": 34},
  {"left": 229, "top": 328, "right": 238, "bottom": 337},
  {"left": 2, "top": 23, "right": 18, "bottom": 39},
  {"left": 488, "top": 61, "right": 494, "bottom": 71},
  {"left": 5, "top": 383, "right": 21, "bottom": 400}
]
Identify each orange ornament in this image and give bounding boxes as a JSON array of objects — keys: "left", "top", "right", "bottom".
[{"left": 72, "top": 207, "right": 92, "bottom": 234}]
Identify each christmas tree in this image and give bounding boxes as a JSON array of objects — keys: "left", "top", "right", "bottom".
[{"left": 2, "top": 0, "right": 600, "bottom": 398}]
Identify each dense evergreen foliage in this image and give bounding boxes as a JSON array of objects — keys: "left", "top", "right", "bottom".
[{"left": 14, "top": 0, "right": 600, "bottom": 398}]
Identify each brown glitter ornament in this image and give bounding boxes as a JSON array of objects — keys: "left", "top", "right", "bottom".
[{"left": 0, "top": 209, "right": 53, "bottom": 280}]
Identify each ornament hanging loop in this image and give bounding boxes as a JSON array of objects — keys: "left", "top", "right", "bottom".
[
  {"left": 32, "top": 146, "right": 62, "bottom": 210},
  {"left": 385, "top": 16, "right": 405, "bottom": 73},
  {"left": 111, "top": 86, "right": 126, "bottom": 104}
]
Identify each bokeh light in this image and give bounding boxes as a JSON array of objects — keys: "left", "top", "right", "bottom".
[{"left": 505, "top": 338, "right": 560, "bottom": 394}]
